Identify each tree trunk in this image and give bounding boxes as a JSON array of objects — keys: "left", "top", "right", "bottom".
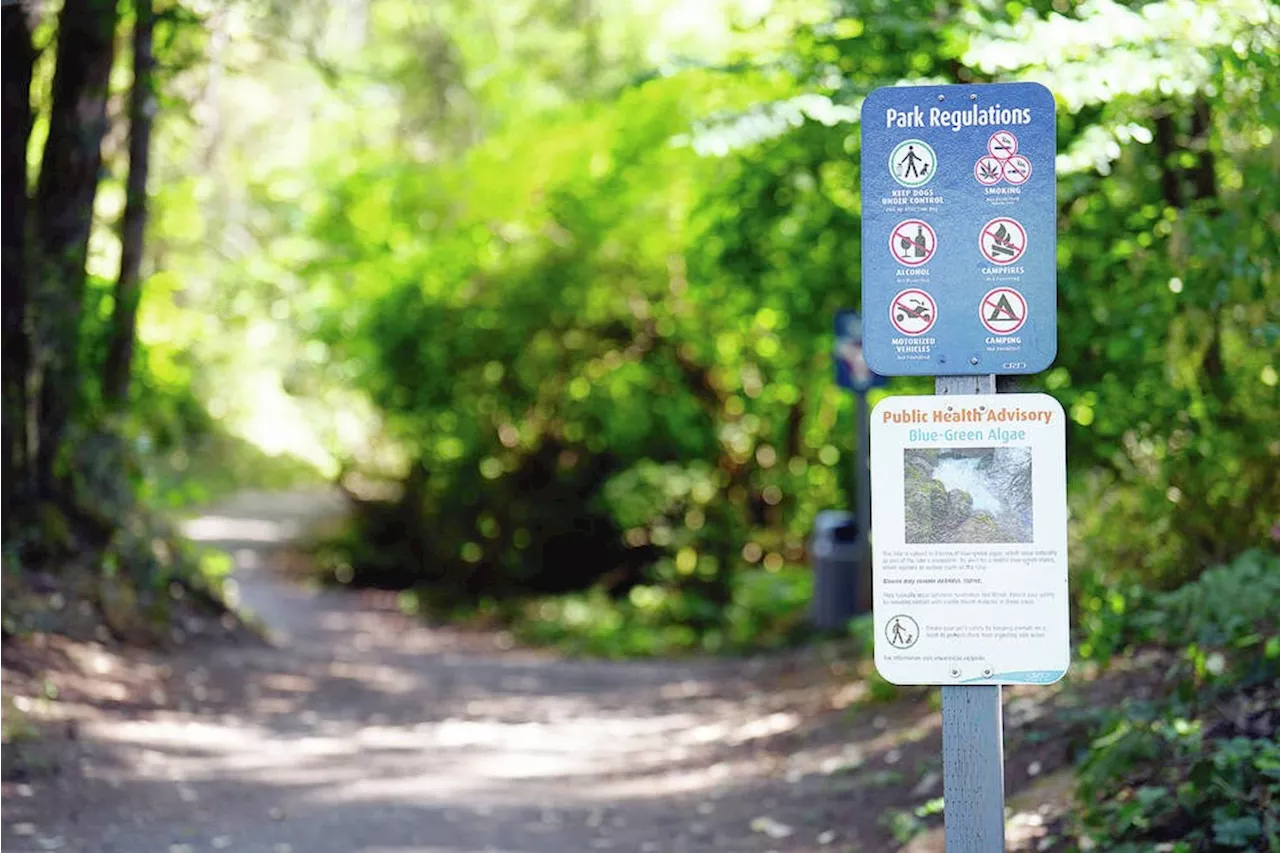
[
  {"left": 103, "top": 0, "right": 155, "bottom": 406},
  {"left": 2, "top": 3, "right": 36, "bottom": 517},
  {"left": 1189, "top": 97, "right": 1217, "bottom": 203},
  {"left": 30, "top": 0, "right": 122, "bottom": 495},
  {"left": 1153, "top": 111, "right": 1182, "bottom": 209}
]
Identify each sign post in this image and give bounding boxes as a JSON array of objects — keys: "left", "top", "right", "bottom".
[
  {"left": 835, "top": 311, "right": 886, "bottom": 612},
  {"left": 860, "top": 81, "right": 1062, "bottom": 852}
]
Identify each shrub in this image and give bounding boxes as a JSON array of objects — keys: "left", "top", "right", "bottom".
[{"left": 1069, "top": 549, "right": 1280, "bottom": 851}]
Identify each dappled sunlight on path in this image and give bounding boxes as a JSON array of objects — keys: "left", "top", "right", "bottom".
[{"left": 2, "top": 490, "right": 957, "bottom": 853}]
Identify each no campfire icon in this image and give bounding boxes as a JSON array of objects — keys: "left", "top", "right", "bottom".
[{"left": 979, "top": 217, "right": 1027, "bottom": 265}]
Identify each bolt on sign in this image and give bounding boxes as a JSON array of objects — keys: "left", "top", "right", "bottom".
[
  {"left": 860, "top": 82, "right": 1057, "bottom": 376},
  {"left": 869, "top": 393, "right": 1069, "bottom": 686}
]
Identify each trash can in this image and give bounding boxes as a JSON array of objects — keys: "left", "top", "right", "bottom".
[{"left": 809, "top": 510, "right": 862, "bottom": 631}]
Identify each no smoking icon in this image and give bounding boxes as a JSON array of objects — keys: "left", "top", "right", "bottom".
[
  {"left": 988, "top": 130, "right": 1018, "bottom": 159},
  {"left": 974, "top": 156, "right": 1004, "bottom": 186},
  {"left": 1002, "top": 155, "right": 1032, "bottom": 185}
]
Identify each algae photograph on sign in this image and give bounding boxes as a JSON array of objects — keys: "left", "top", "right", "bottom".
[{"left": 903, "top": 446, "right": 1032, "bottom": 544}]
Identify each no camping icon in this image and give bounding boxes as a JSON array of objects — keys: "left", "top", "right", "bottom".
[
  {"left": 890, "top": 219, "right": 936, "bottom": 267},
  {"left": 981, "top": 287, "right": 1028, "bottom": 334}
]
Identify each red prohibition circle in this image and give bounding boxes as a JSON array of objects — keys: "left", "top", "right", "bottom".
[
  {"left": 980, "top": 287, "right": 1028, "bottom": 335},
  {"left": 987, "top": 129, "right": 1018, "bottom": 159},
  {"left": 889, "top": 288, "right": 937, "bottom": 336},
  {"left": 1002, "top": 155, "right": 1032, "bottom": 185},
  {"left": 974, "top": 156, "right": 1004, "bottom": 186},
  {"left": 979, "top": 217, "right": 1027, "bottom": 265},
  {"left": 889, "top": 219, "right": 937, "bottom": 267}
]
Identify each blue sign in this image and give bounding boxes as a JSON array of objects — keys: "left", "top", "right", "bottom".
[
  {"left": 834, "top": 310, "right": 886, "bottom": 393},
  {"left": 860, "top": 83, "right": 1057, "bottom": 375}
]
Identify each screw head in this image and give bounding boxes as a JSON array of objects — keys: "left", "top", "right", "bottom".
[
  {"left": 969, "top": 357, "right": 979, "bottom": 365},
  {"left": 949, "top": 667, "right": 962, "bottom": 678},
  {"left": 982, "top": 667, "right": 994, "bottom": 678}
]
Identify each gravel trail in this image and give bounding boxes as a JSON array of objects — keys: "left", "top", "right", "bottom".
[{"left": 3, "top": 491, "right": 916, "bottom": 853}]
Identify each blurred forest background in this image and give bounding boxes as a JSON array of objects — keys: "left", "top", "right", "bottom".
[{"left": 2, "top": 0, "right": 1278, "bottom": 848}]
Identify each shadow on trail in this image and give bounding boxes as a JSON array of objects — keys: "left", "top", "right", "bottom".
[{"left": 1, "top": 490, "right": 1067, "bottom": 853}]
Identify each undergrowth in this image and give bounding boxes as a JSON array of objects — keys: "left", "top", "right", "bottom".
[{"left": 1064, "top": 549, "right": 1280, "bottom": 852}]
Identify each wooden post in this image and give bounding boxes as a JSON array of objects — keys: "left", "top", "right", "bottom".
[{"left": 937, "top": 373, "right": 1006, "bottom": 851}]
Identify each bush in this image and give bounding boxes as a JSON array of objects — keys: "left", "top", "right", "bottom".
[
  {"left": 1077, "top": 718, "right": 1280, "bottom": 851},
  {"left": 513, "top": 563, "right": 813, "bottom": 658},
  {"left": 1069, "top": 550, "right": 1280, "bottom": 851}
]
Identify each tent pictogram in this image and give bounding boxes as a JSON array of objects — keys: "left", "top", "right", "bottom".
[
  {"left": 889, "top": 139, "right": 936, "bottom": 188},
  {"left": 980, "top": 287, "right": 1028, "bottom": 334},
  {"left": 889, "top": 289, "right": 937, "bottom": 336},
  {"left": 890, "top": 219, "right": 937, "bottom": 267},
  {"left": 987, "top": 130, "right": 1018, "bottom": 159},
  {"left": 979, "top": 217, "right": 1027, "bottom": 265},
  {"left": 974, "top": 155, "right": 1004, "bottom": 186},
  {"left": 1002, "top": 154, "right": 1032, "bottom": 185}
]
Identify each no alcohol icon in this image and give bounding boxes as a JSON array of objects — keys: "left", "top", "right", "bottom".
[
  {"left": 890, "top": 139, "right": 936, "bottom": 188},
  {"left": 890, "top": 219, "right": 936, "bottom": 266},
  {"left": 885, "top": 614, "right": 919, "bottom": 650}
]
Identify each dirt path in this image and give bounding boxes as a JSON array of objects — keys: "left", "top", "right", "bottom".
[{"left": 1, "top": 491, "right": 1070, "bottom": 853}]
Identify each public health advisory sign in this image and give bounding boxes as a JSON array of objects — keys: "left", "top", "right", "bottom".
[
  {"left": 870, "top": 394, "right": 1069, "bottom": 686},
  {"left": 861, "top": 82, "right": 1057, "bottom": 376}
]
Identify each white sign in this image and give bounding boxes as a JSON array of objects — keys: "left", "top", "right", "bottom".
[{"left": 870, "top": 393, "right": 1068, "bottom": 686}]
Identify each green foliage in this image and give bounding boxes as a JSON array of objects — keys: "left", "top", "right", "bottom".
[
  {"left": 514, "top": 563, "right": 813, "bottom": 657},
  {"left": 880, "top": 808, "right": 925, "bottom": 845},
  {"left": 287, "top": 0, "right": 1279, "bottom": 656},
  {"left": 1076, "top": 549, "right": 1280, "bottom": 671},
  {"left": 1069, "top": 550, "right": 1280, "bottom": 851},
  {"left": 1077, "top": 719, "right": 1280, "bottom": 851},
  {"left": 1140, "top": 550, "right": 1280, "bottom": 649}
]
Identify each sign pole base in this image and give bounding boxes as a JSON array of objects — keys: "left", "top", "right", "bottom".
[
  {"left": 937, "top": 373, "right": 1005, "bottom": 851},
  {"left": 941, "top": 685, "right": 1005, "bottom": 851}
]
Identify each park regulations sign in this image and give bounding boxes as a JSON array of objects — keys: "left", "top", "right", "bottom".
[
  {"left": 869, "top": 393, "right": 1069, "bottom": 686},
  {"left": 860, "top": 82, "right": 1057, "bottom": 376}
]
